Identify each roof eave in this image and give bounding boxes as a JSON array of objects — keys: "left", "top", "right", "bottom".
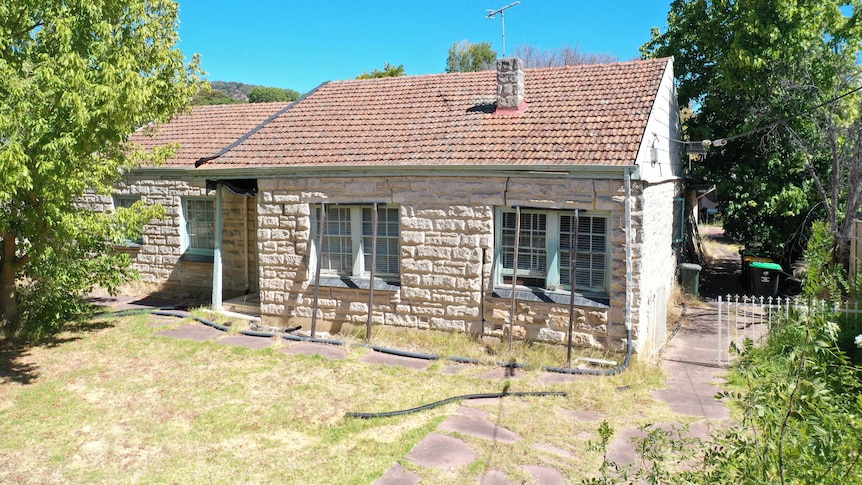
[{"left": 127, "top": 163, "right": 641, "bottom": 180}]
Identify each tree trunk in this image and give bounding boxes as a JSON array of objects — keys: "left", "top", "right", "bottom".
[{"left": 0, "top": 233, "right": 20, "bottom": 334}]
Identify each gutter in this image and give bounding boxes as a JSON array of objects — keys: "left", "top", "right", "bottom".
[{"left": 128, "top": 163, "right": 643, "bottom": 181}]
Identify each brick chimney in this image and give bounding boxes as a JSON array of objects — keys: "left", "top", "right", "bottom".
[{"left": 495, "top": 57, "right": 527, "bottom": 115}]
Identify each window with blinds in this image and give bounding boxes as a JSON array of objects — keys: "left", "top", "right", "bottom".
[
  {"left": 314, "top": 204, "right": 400, "bottom": 280},
  {"left": 497, "top": 207, "right": 609, "bottom": 295}
]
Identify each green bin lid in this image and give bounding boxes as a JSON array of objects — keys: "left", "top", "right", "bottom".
[{"left": 750, "top": 261, "right": 782, "bottom": 271}]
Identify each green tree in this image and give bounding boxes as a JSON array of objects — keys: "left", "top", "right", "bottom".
[
  {"left": 192, "top": 87, "right": 242, "bottom": 106},
  {"left": 247, "top": 86, "right": 301, "bottom": 103},
  {"left": 355, "top": 62, "right": 405, "bottom": 79},
  {"left": 445, "top": 40, "right": 497, "bottom": 73},
  {"left": 642, "top": 0, "right": 862, "bottom": 262},
  {"left": 0, "top": 0, "right": 201, "bottom": 336}
]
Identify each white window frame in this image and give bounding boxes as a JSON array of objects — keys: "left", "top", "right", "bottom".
[
  {"left": 311, "top": 204, "right": 400, "bottom": 281},
  {"left": 494, "top": 207, "right": 610, "bottom": 296},
  {"left": 181, "top": 197, "right": 215, "bottom": 256}
]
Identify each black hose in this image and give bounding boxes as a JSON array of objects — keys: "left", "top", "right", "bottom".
[
  {"left": 346, "top": 391, "right": 568, "bottom": 419},
  {"left": 100, "top": 306, "right": 633, "bottom": 377},
  {"left": 367, "top": 345, "right": 440, "bottom": 361},
  {"left": 239, "top": 325, "right": 302, "bottom": 338},
  {"left": 281, "top": 333, "right": 346, "bottom": 346}
]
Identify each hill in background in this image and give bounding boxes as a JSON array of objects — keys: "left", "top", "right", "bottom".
[{"left": 193, "top": 81, "right": 301, "bottom": 105}]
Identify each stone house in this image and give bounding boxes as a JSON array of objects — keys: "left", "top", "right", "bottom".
[{"left": 108, "top": 57, "right": 683, "bottom": 355}]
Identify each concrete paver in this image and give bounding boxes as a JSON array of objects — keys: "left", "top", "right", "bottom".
[
  {"left": 219, "top": 334, "right": 275, "bottom": 350},
  {"left": 406, "top": 433, "right": 476, "bottom": 468},
  {"left": 438, "top": 415, "right": 521, "bottom": 443},
  {"left": 524, "top": 464, "right": 566, "bottom": 485},
  {"left": 479, "top": 470, "right": 513, "bottom": 485},
  {"left": 374, "top": 463, "right": 420, "bottom": 485},
  {"left": 559, "top": 409, "right": 605, "bottom": 422},
  {"left": 281, "top": 342, "right": 348, "bottom": 360},
  {"left": 360, "top": 351, "right": 434, "bottom": 371},
  {"left": 155, "top": 324, "right": 222, "bottom": 342}
]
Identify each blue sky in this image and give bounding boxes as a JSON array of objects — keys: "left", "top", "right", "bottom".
[{"left": 176, "top": 0, "right": 674, "bottom": 93}]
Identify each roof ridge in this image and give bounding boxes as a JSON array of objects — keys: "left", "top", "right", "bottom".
[{"left": 194, "top": 81, "right": 331, "bottom": 168}]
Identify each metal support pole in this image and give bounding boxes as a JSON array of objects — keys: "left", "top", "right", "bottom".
[
  {"left": 212, "top": 183, "right": 224, "bottom": 311},
  {"left": 508, "top": 206, "right": 521, "bottom": 352},
  {"left": 717, "top": 296, "right": 723, "bottom": 367},
  {"left": 366, "top": 203, "right": 379, "bottom": 341},
  {"left": 566, "top": 209, "right": 579, "bottom": 368},
  {"left": 311, "top": 203, "right": 326, "bottom": 338}
]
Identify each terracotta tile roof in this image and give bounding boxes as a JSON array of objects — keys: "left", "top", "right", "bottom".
[
  {"left": 199, "top": 57, "right": 671, "bottom": 169},
  {"left": 128, "top": 102, "right": 291, "bottom": 167}
]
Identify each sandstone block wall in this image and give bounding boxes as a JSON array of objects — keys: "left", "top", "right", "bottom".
[
  {"left": 84, "top": 179, "right": 254, "bottom": 298},
  {"left": 257, "top": 175, "right": 652, "bottom": 351}
]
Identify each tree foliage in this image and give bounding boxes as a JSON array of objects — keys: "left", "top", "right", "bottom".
[
  {"left": 0, "top": 0, "right": 201, "bottom": 337},
  {"left": 192, "top": 87, "right": 242, "bottom": 106},
  {"left": 356, "top": 62, "right": 405, "bottom": 79},
  {"left": 642, "top": 0, "right": 862, "bottom": 262},
  {"left": 247, "top": 86, "right": 301, "bottom": 103},
  {"left": 512, "top": 44, "right": 617, "bottom": 68},
  {"left": 445, "top": 40, "right": 497, "bottom": 73}
]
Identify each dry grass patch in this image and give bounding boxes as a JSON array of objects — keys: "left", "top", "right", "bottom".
[{"left": 0, "top": 313, "right": 688, "bottom": 484}]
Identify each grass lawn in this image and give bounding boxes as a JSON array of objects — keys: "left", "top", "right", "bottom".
[{"left": 0, "top": 313, "right": 684, "bottom": 484}]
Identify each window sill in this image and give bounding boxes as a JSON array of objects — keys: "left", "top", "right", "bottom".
[
  {"left": 492, "top": 287, "right": 609, "bottom": 308},
  {"left": 113, "top": 242, "right": 142, "bottom": 250},
  {"left": 180, "top": 253, "right": 214, "bottom": 263},
  {"left": 315, "top": 276, "right": 400, "bottom": 292}
]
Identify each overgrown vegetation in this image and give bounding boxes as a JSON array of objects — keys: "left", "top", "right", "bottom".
[
  {"left": 582, "top": 221, "right": 862, "bottom": 484},
  {"left": 642, "top": 1, "right": 862, "bottom": 264}
]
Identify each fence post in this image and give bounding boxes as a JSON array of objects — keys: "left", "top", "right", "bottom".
[{"left": 717, "top": 296, "right": 723, "bottom": 367}]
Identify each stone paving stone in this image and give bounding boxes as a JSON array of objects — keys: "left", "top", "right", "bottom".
[
  {"left": 438, "top": 415, "right": 520, "bottom": 443},
  {"left": 440, "top": 362, "right": 472, "bottom": 375},
  {"left": 652, "top": 359, "right": 729, "bottom": 420},
  {"left": 559, "top": 409, "right": 606, "bottom": 422},
  {"left": 524, "top": 464, "right": 565, "bottom": 484},
  {"left": 606, "top": 421, "right": 707, "bottom": 468},
  {"left": 407, "top": 432, "right": 476, "bottom": 468},
  {"left": 219, "top": 334, "right": 275, "bottom": 350},
  {"left": 155, "top": 324, "right": 223, "bottom": 342},
  {"left": 606, "top": 427, "right": 641, "bottom": 466},
  {"left": 478, "top": 470, "right": 513, "bottom": 485},
  {"left": 532, "top": 443, "right": 574, "bottom": 458},
  {"left": 360, "top": 351, "right": 433, "bottom": 371},
  {"left": 281, "top": 343, "right": 347, "bottom": 360},
  {"left": 147, "top": 316, "right": 180, "bottom": 327},
  {"left": 373, "top": 463, "right": 419, "bottom": 485},
  {"left": 477, "top": 367, "right": 526, "bottom": 380},
  {"left": 455, "top": 406, "right": 489, "bottom": 420},
  {"left": 537, "top": 372, "right": 585, "bottom": 385}
]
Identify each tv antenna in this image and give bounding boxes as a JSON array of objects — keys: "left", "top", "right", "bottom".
[{"left": 486, "top": 1, "right": 520, "bottom": 56}]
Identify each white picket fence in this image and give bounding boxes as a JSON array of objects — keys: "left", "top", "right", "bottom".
[{"left": 716, "top": 295, "right": 862, "bottom": 366}]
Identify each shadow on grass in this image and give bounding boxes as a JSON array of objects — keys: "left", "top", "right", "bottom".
[{"left": 0, "top": 314, "right": 115, "bottom": 386}]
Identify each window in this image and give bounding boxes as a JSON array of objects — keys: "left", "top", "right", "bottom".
[
  {"left": 496, "top": 207, "right": 608, "bottom": 295},
  {"left": 314, "top": 204, "right": 400, "bottom": 280},
  {"left": 182, "top": 198, "right": 215, "bottom": 256},
  {"left": 112, "top": 195, "right": 143, "bottom": 245},
  {"left": 113, "top": 194, "right": 141, "bottom": 209}
]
